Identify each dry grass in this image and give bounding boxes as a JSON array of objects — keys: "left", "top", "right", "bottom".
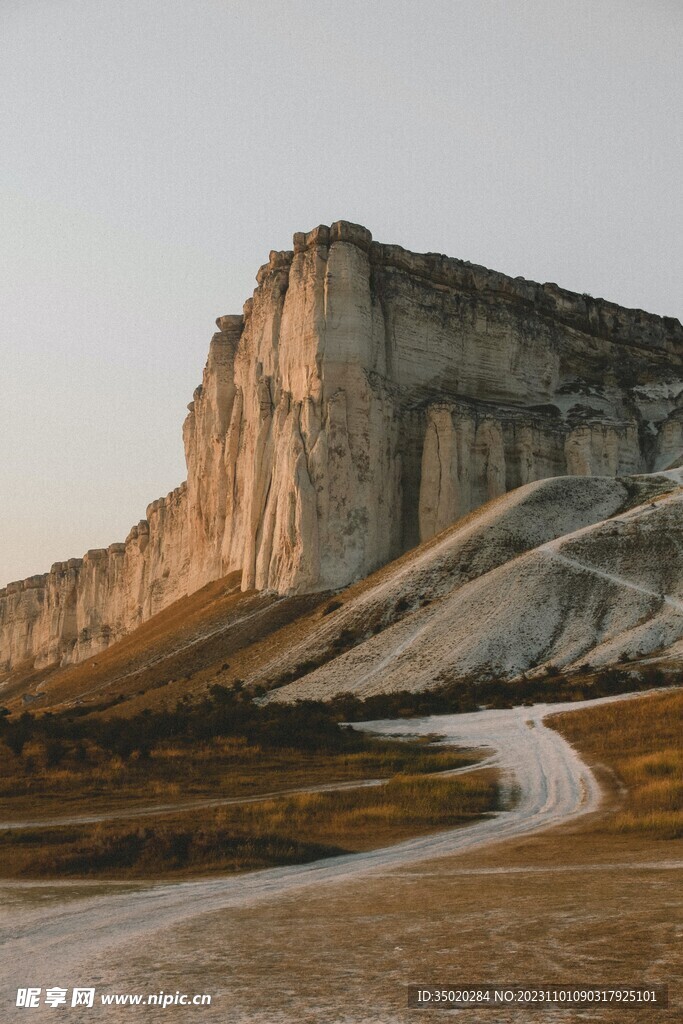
[
  {"left": 1, "top": 572, "right": 332, "bottom": 717},
  {"left": 0, "top": 734, "right": 477, "bottom": 820},
  {"left": 0, "top": 769, "right": 499, "bottom": 879},
  {"left": 549, "top": 689, "right": 683, "bottom": 839}
]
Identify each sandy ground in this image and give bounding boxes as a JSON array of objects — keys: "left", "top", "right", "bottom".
[{"left": 0, "top": 695, "right": 680, "bottom": 1022}]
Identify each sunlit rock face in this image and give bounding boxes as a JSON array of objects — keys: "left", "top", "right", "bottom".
[{"left": 2, "top": 221, "right": 682, "bottom": 671}]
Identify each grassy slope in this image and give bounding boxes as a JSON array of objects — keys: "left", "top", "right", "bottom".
[{"left": 1, "top": 573, "right": 331, "bottom": 716}]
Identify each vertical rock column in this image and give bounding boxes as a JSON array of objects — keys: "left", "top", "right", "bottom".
[
  {"left": 208, "top": 222, "right": 405, "bottom": 595},
  {"left": 184, "top": 315, "right": 242, "bottom": 592}
]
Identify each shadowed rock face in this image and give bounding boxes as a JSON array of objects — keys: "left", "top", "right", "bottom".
[{"left": 2, "top": 221, "right": 683, "bottom": 672}]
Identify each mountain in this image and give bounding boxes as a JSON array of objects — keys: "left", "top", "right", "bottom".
[
  {"left": 4, "top": 469, "right": 681, "bottom": 713},
  {"left": 2, "top": 221, "right": 683, "bottom": 678}
]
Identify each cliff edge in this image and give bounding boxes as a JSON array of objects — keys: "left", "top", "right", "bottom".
[{"left": 2, "top": 220, "right": 683, "bottom": 673}]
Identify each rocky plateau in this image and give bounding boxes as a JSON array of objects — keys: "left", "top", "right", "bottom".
[{"left": 2, "top": 221, "right": 683, "bottom": 677}]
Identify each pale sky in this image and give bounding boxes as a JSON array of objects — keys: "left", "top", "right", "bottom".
[{"left": 1, "top": 0, "right": 681, "bottom": 586}]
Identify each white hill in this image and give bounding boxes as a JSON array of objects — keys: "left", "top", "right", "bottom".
[{"left": 262, "top": 471, "right": 683, "bottom": 701}]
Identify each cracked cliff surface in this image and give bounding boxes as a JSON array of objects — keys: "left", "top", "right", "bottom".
[{"left": 2, "top": 220, "right": 683, "bottom": 673}]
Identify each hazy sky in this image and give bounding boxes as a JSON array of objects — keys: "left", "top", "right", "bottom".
[{"left": 2, "top": 0, "right": 681, "bottom": 586}]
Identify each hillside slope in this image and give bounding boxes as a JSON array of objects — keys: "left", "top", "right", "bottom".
[
  {"left": 4, "top": 471, "right": 681, "bottom": 714},
  {"left": 264, "top": 471, "right": 683, "bottom": 701}
]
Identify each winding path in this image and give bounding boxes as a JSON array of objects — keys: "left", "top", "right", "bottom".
[{"left": 0, "top": 695, "right": 620, "bottom": 982}]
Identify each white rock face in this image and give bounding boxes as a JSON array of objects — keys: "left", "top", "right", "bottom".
[
  {"left": 2, "top": 220, "right": 683, "bottom": 673},
  {"left": 0, "top": 485, "right": 189, "bottom": 671}
]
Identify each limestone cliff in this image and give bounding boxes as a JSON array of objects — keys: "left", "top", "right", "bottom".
[{"left": 2, "top": 221, "right": 683, "bottom": 673}]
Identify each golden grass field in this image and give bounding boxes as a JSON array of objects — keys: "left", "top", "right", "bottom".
[
  {"left": 0, "top": 768, "right": 499, "bottom": 879},
  {"left": 0, "top": 732, "right": 477, "bottom": 820},
  {"left": 550, "top": 688, "right": 683, "bottom": 839}
]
